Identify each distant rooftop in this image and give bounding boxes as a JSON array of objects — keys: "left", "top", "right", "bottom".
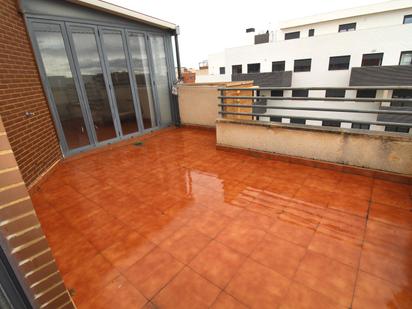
[{"left": 280, "top": 0, "right": 412, "bottom": 29}]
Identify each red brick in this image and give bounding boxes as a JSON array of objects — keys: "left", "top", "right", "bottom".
[{"left": 0, "top": 0, "right": 62, "bottom": 187}]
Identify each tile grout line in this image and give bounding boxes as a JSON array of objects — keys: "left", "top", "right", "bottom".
[
  {"left": 280, "top": 201, "right": 324, "bottom": 306},
  {"left": 148, "top": 192, "right": 269, "bottom": 307},
  {"left": 117, "top": 243, "right": 165, "bottom": 307},
  {"left": 134, "top": 206, "right": 219, "bottom": 306},
  {"left": 348, "top": 178, "right": 374, "bottom": 309},
  {"left": 285, "top": 173, "right": 366, "bottom": 306},
  {"left": 209, "top": 201, "right": 287, "bottom": 308},
  {"left": 219, "top": 171, "right": 336, "bottom": 307}
]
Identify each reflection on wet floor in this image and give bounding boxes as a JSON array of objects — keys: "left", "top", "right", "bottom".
[{"left": 31, "top": 127, "right": 412, "bottom": 308}]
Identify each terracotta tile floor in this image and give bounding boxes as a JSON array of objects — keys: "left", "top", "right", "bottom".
[{"left": 30, "top": 127, "right": 412, "bottom": 309}]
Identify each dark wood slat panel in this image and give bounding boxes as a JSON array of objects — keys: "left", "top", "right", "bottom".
[{"left": 350, "top": 65, "right": 412, "bottom": 86}]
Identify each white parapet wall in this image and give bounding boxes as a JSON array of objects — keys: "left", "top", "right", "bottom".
[{"left": 216, "top": 118, "right": 412, "bottom": 175}]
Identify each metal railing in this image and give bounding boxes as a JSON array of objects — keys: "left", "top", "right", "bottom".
[{"left": 217, "top": 86, "right": 412, "bottom": 132}]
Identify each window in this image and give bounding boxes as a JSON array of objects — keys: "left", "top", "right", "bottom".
[
  {"left": 356, "top": 89, "right": 376, "bottom": 98},
  {"left": 403, "top": 14, "right": 412, "bottom": 24},
  {"left": 232, "top": 64, "right": 242, "bottom": 74},
  {"left": 328, "top": 55, "right": 350, "bottom": 70},
  {"left": 294, "top": 59, "right": 311, "bottom": 72},
  {"left": 247, "top": 63, "right": 260, "bottom": 73},
  {"left": 385, "top": 126, "right": 409, "bottom": 133},
  {"left": 325, "top": 89, "right": 346, "bottom": 97},
  {"left": 285, "top": 31, "right": 300, "bottom": 40},
  {"left": 361, "top": 53, "right": 383, "bottom": 66},
  {"left": 272, "top": 61, "right": 285, "bottom": 72},
  {"left": 308, "top": 29, "right": 315, "bottom": 37},
  {"left": 392, "top": 89, "right": 412, "bottom": 98},
  {"left": 338, "top": 22, "right": 356, "bottom": 32},
  {"left": 270, "top": 116, "right": 282, "bottom": 122},
  {"left": 399, "top": 51, "right": 412, "bottom": 65},
  {"left": 290, "top": 118, "right": 306, "bottom": 124},
  {"left": 322, "top": 120, "right": 341, "bottom": 127},
  {"left": 271, "top": 90, "right": 284, "bottom": 97},
  {"left": 219, "top": 67, "right": 225, "bottom": 74},
  {"left": 392, "top": 90, "right": 412, "bottom": 107},
  {"left": 352, "top": 123, "right": 370, "bottom": 130},
  {"left": 292, "top": 89, "right": 309, "bottom": 97}
]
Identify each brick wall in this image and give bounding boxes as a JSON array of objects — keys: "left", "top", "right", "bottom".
[
  {"left": 0, "top": 0, "right": 62, "bottom": 187},
  {"left": 0, "top": 116, "right": 75, "bottom": 308}
]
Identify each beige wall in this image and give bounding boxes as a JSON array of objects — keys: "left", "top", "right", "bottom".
[
  {"left": 178, "top": 81, "right": 254, "bottom": 128},
  {"left": 216, "top": 119, "right": 412, "bottom": 175},
  {"left": 178, "top": 84, "right": 220, "bottom": 127}
]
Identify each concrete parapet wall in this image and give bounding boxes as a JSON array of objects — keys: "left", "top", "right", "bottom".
[{"left": 216, "top": 118, "right": 412, "bottom": 175}]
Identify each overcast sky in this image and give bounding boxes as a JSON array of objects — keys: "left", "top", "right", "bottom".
[{"left": 107, "top": 0, "right": 386, "bottom": 68}]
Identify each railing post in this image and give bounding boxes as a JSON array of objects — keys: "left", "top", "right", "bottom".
[
  {"left": 220, "top": 89, "right": 225, "bottom": 119},
  {"left": 254, "top": 89, "right": 258, "bottom": 121}
]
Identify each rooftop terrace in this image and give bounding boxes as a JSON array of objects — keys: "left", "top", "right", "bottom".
[{"left": 30, "top": 127, "right": 412, "bottom": 308}]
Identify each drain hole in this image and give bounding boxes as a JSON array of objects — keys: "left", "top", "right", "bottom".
[{"left": 133, "top": 141, "right": 144, "bottom": 147}]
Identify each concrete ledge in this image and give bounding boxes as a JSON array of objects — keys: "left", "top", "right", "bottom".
[{"left": 216, "top": 118, "right": 412, "bottom": 177}]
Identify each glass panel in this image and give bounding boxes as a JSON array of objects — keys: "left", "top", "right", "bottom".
[
  {"left": 102, "top": 30, "right": 138, "bottom": 135},
  {"left": 400, "top": 52, "right": 412, "bottom": 65},
  {"left": 149, "top": 35, "right": 172, "bottom": 125},
  {"left": 128, "top": 33, "right": 157, "bottom": 129},
  {"left": 33, "top": 23, "right": 90, "bottom": 150},
  {"left": 361, "top": 53, "right": 383, "bottom": 67},
  {"left": 71, "top": 26, "right": 117, "bottom": 142}
]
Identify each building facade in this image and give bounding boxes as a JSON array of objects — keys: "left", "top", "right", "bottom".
[{"left": 198, "top": 0, "right": 412, "bottom": 132}]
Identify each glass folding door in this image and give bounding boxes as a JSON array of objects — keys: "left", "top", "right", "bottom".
[
  {"left": 127, "top": 32, "right": 157, "bottom": 129},
  {"left": 149, "top": 35, "right": 172, "bottom": 126},
  {"left": 32, "top": 22, "right": 92, "bottom": 151},
  {"left": 100, "top": 29, "right": 140, "bottom": 135},
  {"left": 69, "top": 25, "right": 118, "bottom": 142},
  {"left": 30, "top": 19, "right": 173, "bottom": 155}
]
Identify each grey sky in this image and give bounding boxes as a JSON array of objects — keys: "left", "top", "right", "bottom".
[{"left": 107, "top": 0, "right": 386, "bottom": 68}]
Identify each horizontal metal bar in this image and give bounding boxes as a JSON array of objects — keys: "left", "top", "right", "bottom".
[
  {"left": 219, "top": 111, "right": 412, "bottom": 127},
  {"left": 218, "top": 104, "right": 412, "bottom": 115},
  {"left": 218, "top": 96, "right": 412, "bottom": 103},
  {"left": 218, "top": 86, "right": 412, "bottom": 91}
]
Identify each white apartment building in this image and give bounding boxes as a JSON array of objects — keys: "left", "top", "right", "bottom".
[{"left": 198, "top": 0, "right": 412, "bottom": 132}]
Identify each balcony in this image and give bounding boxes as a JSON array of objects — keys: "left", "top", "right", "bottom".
[
  {"left": 2, "top": 81, "right": 412, "bottom": 308},
  {"left": 232, "top": 71, "right": 292, "bottom": 87},
  {"left": 350, "top": 65, "right": 412, "bottom": 86},
  {"left": 28, "top": 124, "right": 412, "bottom": 308},
  {"left": 3, "top": 0, "right": 411, "bottom": 307},
  {"left": 254, "top": 32, "right": 270, "bottom": 44}
]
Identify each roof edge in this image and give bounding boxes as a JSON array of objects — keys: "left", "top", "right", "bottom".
[
  {"left": 279, "top": 0, "right": 412, "bottom": 29},
  {"left": 68, "top": 0, "right": 176, "bottom": 30}
]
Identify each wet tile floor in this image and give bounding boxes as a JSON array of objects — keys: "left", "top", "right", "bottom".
[{"left": 30, "top": 127, "right": 412, "bottom": 308}]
